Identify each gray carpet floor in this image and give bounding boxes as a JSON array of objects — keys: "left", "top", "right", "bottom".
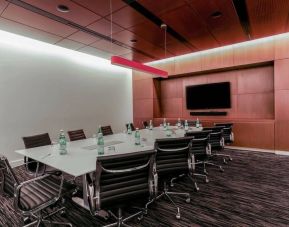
[{"left": 1, "top": 149, "right": 289, "bottom": 227}]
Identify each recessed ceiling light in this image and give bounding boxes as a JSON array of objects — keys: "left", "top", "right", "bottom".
[
  {"left": 57, "top": 5, "right": 70, "bottom": 13},
  {"left": 130, "top": 39, "right": 137, "bottom": 43},
  {"left": 211, "top": 11, "right": 222, "bottom": 19}
]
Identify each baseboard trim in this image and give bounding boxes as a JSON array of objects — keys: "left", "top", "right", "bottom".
[
  {"left": 10, "top": 159, "right": 24, "bottom": 168},
  {"left": 226, "top": 146, "right": 289, "bottom": 156}
]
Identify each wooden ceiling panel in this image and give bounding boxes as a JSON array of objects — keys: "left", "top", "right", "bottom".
[
  {"left": 1, "top": 4, "right": 77, "bottom": 37},
  {"left": 159, "top": 4, "right": 219, "bottom": 50},
  {"left": 121, "top": 52, "right": 155, "bottom": 63},
  {"left": 55, "top": 38, "right": 86, "bottom": 50},
  {"left": 106, "top": 6, "right": 146, "bottom": 28},
  {"left": 22, "top": 0, "right": 101, "bottom": 26},
  {"left": 67, "top": 31, "right": 101, "bottom": 45},
  {"left": 187, "top": 0, "right": 247, "bottom": 45},
  {"left": 128, "top": 20, "right": 177, "bottom": 47},
  {"left": 137, "top": 0, "right": 186, "bottom": 15},
  {"left": 87, "top": 18, "right": 124, "bottom": 36},
  {"left": 0, "top": 17, "right": 62, "bottom": 44},
  {"left": 90, "top": 39, "right": 131, "bottom": 55},
  {"left": 0, "top": 0, "right": 8, "bottom": 14},
  {"left": 246, "top": 0, "right": 289, "bottom": 38},
  {"left": 71, "top": 0, "right": 126, "bottom": 17}
]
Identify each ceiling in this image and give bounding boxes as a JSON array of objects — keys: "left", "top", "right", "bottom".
[{"left": 0, "top": 0, "right": 288, "bottom": 63}]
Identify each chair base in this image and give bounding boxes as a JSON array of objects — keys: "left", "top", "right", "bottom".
[
  {"left": 23, "top": 207, "right": 72, "bottom": 227},
  {"left": 156, "top": 183, "right": 191, "bottom": 220},
  {"left": 212, "top": 153, "right": 233, "bottom": 164},
  {"left": 103, "top": 207, "right": 143, "bottom": 227}
]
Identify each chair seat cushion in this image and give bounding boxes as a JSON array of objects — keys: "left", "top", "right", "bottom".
[{"left": 19, "top": 176, "right": 75, "bottom": 211}]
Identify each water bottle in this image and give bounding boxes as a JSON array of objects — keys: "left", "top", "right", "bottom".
[
  {"left": 98, "top": 125, "right": 102, "bottom": 134},
  {"left": 196, "top": 118, "right": 200, "bottom": 128},
  {"left": 135, "top": 128, "right": 141, "bottom": 145},
  {"left": 163, "top": 118, "right": 167, "bottom": 129},
  {"left": 177, "top": 118, "right": 181, "bottom": 128},
  {"left": 97, "top": 132, "right": 104, "bottom": 155},
  {"left": 184, "top": 120, "right": 189, "bottom": 131},
  {"left": 127, "top": 123, "right": 132, "bottom": 135},
  {"left": 149, "top": 120, "right": 153, "bottom": 130},
  {"left": 59, "top": 130, "right": 67, "bottom": 155},
  {"left": 166, "top": 123, "right": 172, "bottom": 137}
]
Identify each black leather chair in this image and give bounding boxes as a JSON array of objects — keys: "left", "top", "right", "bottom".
[
  {"left": 214, "top": 123, "right": 234, "bottom": 144},
  {"left": 85, "top": 150, "right": 157, "bottom": 226},
  {"left": 205, "top": 126, "right": 233, "bottom": 163},
  {"left": 125, "top": 123, "right": 136, "bottom": 131},
  {"left": 154, "top": 137, "right": 198, "bottom": 219},
  {"left": 142, "top": 121, "right": 148, "bottom": 129},
  {"left": 0, "top": 155, "right": 75, "bottom": 226},
  {"left": 22, "top": 133, "right": 52, "bottom": 175},
  {"left": 68, "top": 129, "right": 86, "bottom": 141},
  {"left": 101, "top": 125, "right": 114, "bottom": 136}
]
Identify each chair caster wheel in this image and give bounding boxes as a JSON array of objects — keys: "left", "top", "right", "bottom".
[
  {"left": 229, "top": 157, "right": 233, "bottom": 161},
  {"left": 176, "top": 213, "right": 181, "bottom": 220},
  {"left": 205, "top": 178, "right": 209, "bottom": 183},
  {"left": 186, "top": 197, "right": 191, "bottom": 203},
  {"left": 220, "top": 167, "right": 224, "bottom": 172},
  {"left": 23, "top": 217, "right": 32, "bottom": 225},
  {"left": 170, "top": 183, "right": 174, "bottom": 187},
  {"left": 137, "top": 215, "right": 143, "bottom": 221},
  {"left": 223, "top": 159, "right": 228, "bottom": 164}
]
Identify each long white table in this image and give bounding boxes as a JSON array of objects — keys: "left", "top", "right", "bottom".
[{"left": 15, "top": 126, "right": 202, "bottom": 209}]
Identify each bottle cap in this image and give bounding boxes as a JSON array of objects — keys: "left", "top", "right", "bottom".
[{"left": 136, "top": 128, "right": 139, "bottom": 130}]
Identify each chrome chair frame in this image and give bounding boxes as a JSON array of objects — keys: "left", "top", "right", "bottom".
[
  {"left": 85, "top": 152, "right": 157, "bottom": 227},
  {"left": 0, "top": 156, "right": 72, "bottom": 227},
  {"left": 155, "top": 140, "right": 198, "bottom": 219}
]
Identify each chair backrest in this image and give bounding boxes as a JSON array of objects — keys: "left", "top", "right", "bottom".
[
  {"left": 85, "top": 150, "right": 156, "bottom": 214},
  {"left": 190, "top": 136, "right": 210, "bottom": 157},
  {"left": 222, "top": 127, "right": 234, "bottom": 143},
  {"left": 214, "top": 123, "right": 233, "bottom": 128},
  {"left": 101, "top": 126, "right": 113, "bottom": 136},
  {"left": 142, "top": 121, "right": 148, "bottom": 129},
  {"left": 22, "top": 133, "right": 52, "bottom": 173},
  {"left": 209, "top": 131, "right": 224, "bottom": 149},
  {"left": 22, "top": 133, "right": 52, "bottom": 148},
  {"left": 125, "top": 123, "right": 135, "bottom": 131},
  {"left": 203, "top": 126, "right": 225, "bottom": 133},
  {"left": 67, "top": 129, "right": 86, "bottom": 141},
  {"left": 0, "top": 156, "right": 19, "bottom": 197},
  {"left": 185, "top": 130, "right": 212, "bottom": 139},
  {"left": 154, "top": 137, "right": 194, "bottom": 180}
]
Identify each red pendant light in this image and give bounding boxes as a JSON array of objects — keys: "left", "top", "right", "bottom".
[{"left": 111, "top": 56, "right": 168, "bottom": 78}]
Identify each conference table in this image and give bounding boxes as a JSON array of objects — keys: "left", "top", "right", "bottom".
[{"left": 15, "top": 126, "right": 202, "bottom": 210}]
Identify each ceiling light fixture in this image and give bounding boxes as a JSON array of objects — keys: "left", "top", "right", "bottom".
[
  {"left": 57, "top": 5, "right": 70, "bottom": 13},
  {"left": 211, "top": 11, "right": 222, "bottom": 19}
]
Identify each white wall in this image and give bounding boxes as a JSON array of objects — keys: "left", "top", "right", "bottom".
[{"left": 0, "top": 30, "right": 132, "bottom": 164}]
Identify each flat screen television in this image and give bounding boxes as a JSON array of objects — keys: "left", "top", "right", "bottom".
[{"left": 186, "top": 82, "right": 231, "bottom": 109}]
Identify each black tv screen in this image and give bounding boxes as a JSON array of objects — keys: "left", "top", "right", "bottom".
[{"left": 186, "top": 82, "right": 231, "bottom": 109}]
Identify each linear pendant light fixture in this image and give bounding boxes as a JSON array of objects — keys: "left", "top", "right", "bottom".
[{"left": 111, "top": 56, "right": 168, "bottom": 78}]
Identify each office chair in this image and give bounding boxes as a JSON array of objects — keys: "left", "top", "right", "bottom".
[
  {"left": 22, "top": 133, "right": 52, "bottom": 175},
  {"left": 125, "top": 123, "right": 136, "bottom": 131},
  {"left": 142, "top": 121, "right": 148, "bottom": 129},
  {"left": 101, "top": 126, "right": 114, "bottom": 136},
  {"left": 85, "top": 150, "right": 157, "bottom": 226},
  {"left": 154, "top": 137, "right": 198, "bottom": 219},
  {"left": 190, "top": 136, "right": 224, "bottom": 175},
  {"left": 214, "top": 123, "right": 234, "bottom": 144},
  {"left": 205, "top": 126, "right": 233, "bottom": 163},
  {"left": 67, "top": 129, "right": 86, "bottom": 141},
  {"left": 0, "top": 155, "right": 74, "bottom": 227}
]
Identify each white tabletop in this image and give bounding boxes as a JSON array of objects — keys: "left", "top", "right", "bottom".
[{"left": 15, "top": 126, "right": 203, "bottom": 177}]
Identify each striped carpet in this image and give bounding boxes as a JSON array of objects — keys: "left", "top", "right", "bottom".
[{"left": 1, "top": 149, "right": 289, "bottom": 227}]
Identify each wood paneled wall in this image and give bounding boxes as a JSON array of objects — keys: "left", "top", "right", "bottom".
[{"left": 133, "top": 34, "right": 289, "bottom": 151}]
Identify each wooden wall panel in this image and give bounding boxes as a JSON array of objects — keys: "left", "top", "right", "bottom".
[
  {"left": 237, "top": 66, "right": 274, "bottom": 94},
  {"left": 274, "top": 59, "right": 289, "bottom": 90},
  {"left": 174, "top": 53, "right": 202, "bottom": 74},
  {"left": 275, "top": 120, "right": 289, "bottom": 150},
  {"left": 133, "top": 99, "right": 153, "bottom": 118},
  {"left": 275, "top": 90, "right": 289, "bottom": 120},
  {"left": 275, "top": 35, "right": 289, "bottom": 60},
  {"left": 201, "top": 47, "right": 234, "bottom": 70},
  {"left": 133, "top": 79, "right": 153, "bottom": 100},
  {"left": 161, "top": 98, "right": 182, "bottom": 118},
  {"left": 233, "top": 121, "right": 275, "bottom": 149},
  {"left": 160, "top": 78, "right": 182, "bottom": 99}
]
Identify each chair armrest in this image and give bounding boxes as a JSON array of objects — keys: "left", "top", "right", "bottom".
[{"left": 14, "top": 173, "right": 64, "bottom": 213}]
